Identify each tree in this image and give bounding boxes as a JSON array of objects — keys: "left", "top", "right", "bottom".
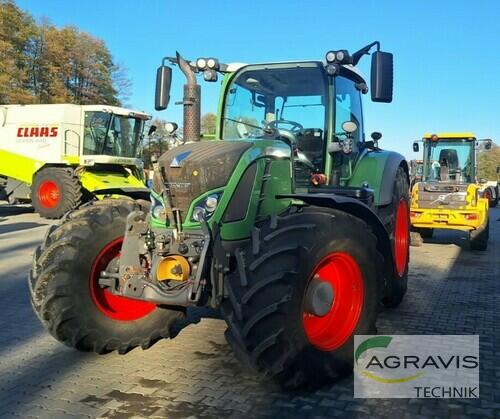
[
  {"left": 0, "top": 0, "right": 36, "bottom": 103},
  {"left": 477, "top": 142, "right": 500, "bottom": 180},
  {"left": 201, "top": 112, "right": 216, "bottom": 136},
  {"left": 0, "top": 0, "right": 129, "bottom": 106}
]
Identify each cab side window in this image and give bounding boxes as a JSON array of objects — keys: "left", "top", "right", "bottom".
[{"left": 335, "top": 76, "right": 363, "bottom": 143}]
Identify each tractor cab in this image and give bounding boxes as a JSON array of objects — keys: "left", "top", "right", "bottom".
[{"left": 220, "top": 62, "right": 366, "bottom": 188}]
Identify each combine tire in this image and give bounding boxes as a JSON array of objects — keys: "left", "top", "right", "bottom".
[
  {"left": 29, "top": 199, "right": 184, "bottom": 354},
  {"left": 470, "top": 218, "right": 489, "bottom": 251},
  {"left": 31, "top": 168, "right": 83, "bottom": 219},
  {"left": 381, "top": 166, "right": 410, "bottom": 308},
  {"left": 221, "top": 207, "right": 382, "bottom": 388}
]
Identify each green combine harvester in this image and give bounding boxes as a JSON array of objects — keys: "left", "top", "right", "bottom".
[{"left": 30, "top": 42, "right": 410, "bottom": 387}]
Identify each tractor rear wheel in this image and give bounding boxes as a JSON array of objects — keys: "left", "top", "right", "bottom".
[
  {"left": 31, "top": 168, "right": 83, "bottom": 219},
  {"left": 29, "top": 199, "right": 185, "bottom": 354},
  {"left": 381, "top": 166, "right": 410, "bottom": 308},
  {"left": 469, "top": 218, "right": 489, "bottom": 251},
  {"left": 221, "top": 207, "right": 382, "bottom": 388}
]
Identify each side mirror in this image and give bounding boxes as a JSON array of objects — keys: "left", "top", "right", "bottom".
[
  {"left": 342, "top": 121, "right": 358, "bottom": 134},
  {"left": 148, "top": 125, "right": 157, "bottom": 136},
  {"left": 371, "top": 132, "right": 382, "bottom": 141},
  {"left": 484, "top": 140, "right": 492, "bottom": 150},
  {"left": 371, "top": 51, "right": 393, "bottom": 103},
  {"left": 413, "top": 142, "right": 419, "bottom": 152},
  {"left": 155, "top": 65, "right": 172, "bottom": 111}
]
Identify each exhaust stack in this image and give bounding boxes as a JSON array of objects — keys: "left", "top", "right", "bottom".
[{"left": 176, "top": 52, "right": 201, "bottom": 142}]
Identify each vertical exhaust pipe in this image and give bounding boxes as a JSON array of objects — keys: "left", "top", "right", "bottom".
[{"left": 176, "top": 52, "right": 201, "bottom": 142}]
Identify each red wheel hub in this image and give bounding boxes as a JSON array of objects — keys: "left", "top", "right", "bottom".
[
  {"left": 394, "top": 199, "right": 409, "bottom": 277},
  {"left": 303, "top": 252, "right": 364, "bottom": 351},
  {"left": 89, "top": 238, "right": 156, "bottom": 321},
  {"left": 483, "top": 190, "right": 491, "bottom": 201},
  {"left": 38, "top": 180, "right": 61, "bottom": 208}
]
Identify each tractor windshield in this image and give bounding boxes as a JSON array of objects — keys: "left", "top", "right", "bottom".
[
  {"left": 423, "top": 139, "right": 475, "bottom": 183},
  {"left": 222, "top": 64, "right": 327, "bottom": 163},
  {"left": 83, "top": 112, "right": 144, "bottom": 158}
]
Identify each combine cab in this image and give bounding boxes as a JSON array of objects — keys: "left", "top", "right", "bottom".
[{"left": 410, "top": 133, "right": 491, "bottom": 250}]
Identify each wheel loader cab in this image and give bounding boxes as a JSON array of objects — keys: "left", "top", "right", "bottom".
[{"left": 422, "top": 136, "right": 475, "bottom": 183}]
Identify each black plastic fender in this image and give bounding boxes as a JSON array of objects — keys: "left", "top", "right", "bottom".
[
  {"left": 277, "top": 193, "right": 395, "bottom": 294},
  {"left": 379, "top": 153, "right": 409, "bottom": 206}
]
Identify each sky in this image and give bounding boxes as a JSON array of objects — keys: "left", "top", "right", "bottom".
[{"left": 17, "top": 0, "right": 500, "bottom": 158}]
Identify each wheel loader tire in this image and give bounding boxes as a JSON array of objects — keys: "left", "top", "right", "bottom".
[
  {"left": 416, "top": 228, "right": 433, "bottom": 239},
  {"left": 470, "top": 218, "right": 489, "bottom": 251},
  {"left": 221, "top": 207, "right": 383, "bottom": 388},
  {"left": 31, "top": 168, "right": 83, "bottom": 219},
  {"left": 29, "top": 199, "right": 185, "bottom": 354},
  {"left": 381, "top": 166, "right": 410, "bottom": 308}
]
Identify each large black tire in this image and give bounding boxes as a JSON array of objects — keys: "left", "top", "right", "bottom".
[
  {"left": 470, "top": 218, "right": 489, "bottom": 251},
  {"left": 29, "top": 199, "right": 185, "bottom": 354},
  {"left": 415, "top": 227, "right": 433, "bottom": 239},
  {"left": 31, "top": 168, "right": 83, "bottom": 219},
  {"left": 483, "top": 187, "right": 497, "bottom": 208},
  {"left": 221, "top": 207, "right": 383, "bottom": 388},
  {"left": 379, "top": 166, "right": 410, "bottom": 308}
]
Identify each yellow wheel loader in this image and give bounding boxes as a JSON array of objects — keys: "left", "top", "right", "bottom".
[{"left": 410, "top": 133, "right": 491, "bottom": 250}]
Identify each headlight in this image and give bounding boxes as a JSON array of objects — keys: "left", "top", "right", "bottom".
[
  {"left": 151, "top": 193, "right": 167, "bottom": 222},
  {"left": 192, "top": 193, "right": 222, "bottom": 222}
]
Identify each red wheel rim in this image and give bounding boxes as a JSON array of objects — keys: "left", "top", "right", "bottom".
[
  {"left": 302, "top": 252, "right": 364, "bottom": 351},
  {"left": 483, "top": 190, "right": 491, "bottom": 201},
  {"left": 38, "top": 180, "right": 61, "bottom": 208},
  {"left": 394, "top": 199, "right": 409, "bottom": 277},
  {"left": 89, "top": 238, "right": 156, "bottom": 321}
]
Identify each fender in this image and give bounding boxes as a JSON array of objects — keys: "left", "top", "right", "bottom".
[
  {"left": 349, "top": 150, "right": 409, "bottom": 206},
  {"left": 277, "top": 193, "right": 395, "bottom": 292}
]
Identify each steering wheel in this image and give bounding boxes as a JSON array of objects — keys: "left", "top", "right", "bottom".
[
  {"left": 266, "top": 120, "right": 316, "bottom": 170},
  {"left": 267, "top": 119, "right": 304, "bottom": 134}
]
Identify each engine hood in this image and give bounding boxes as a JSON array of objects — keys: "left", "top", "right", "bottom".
[{"left": 153, "top": 141, "right": 252, "bottom": 215}]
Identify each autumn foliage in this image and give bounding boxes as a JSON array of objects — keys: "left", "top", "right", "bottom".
[{"left": 0, "top": 0, "right": 128, "bottom": 105}]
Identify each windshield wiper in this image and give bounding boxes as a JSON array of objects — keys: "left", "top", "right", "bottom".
[{"left": 223, "top": 117, "right": 266, "bottom": 132}]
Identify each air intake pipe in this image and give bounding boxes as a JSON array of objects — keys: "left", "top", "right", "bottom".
[{"left": 177, "top": 52, "right": 201, "bottom": 142}]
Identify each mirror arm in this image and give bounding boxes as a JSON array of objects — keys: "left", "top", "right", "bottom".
[{"left": 351, "top": 41, "right": 380, "bottom": 66}]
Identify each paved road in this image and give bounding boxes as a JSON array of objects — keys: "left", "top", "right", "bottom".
[{"left": 0, "top": 203, "right": 498, "bottom": 418}]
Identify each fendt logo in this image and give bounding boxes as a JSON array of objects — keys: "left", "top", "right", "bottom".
[{"left": 16, "top": 126, "right": 58, "bottom": 138}]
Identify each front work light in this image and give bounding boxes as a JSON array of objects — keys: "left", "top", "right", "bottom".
[
  {"left": 191, "top": 192, "right": 222, "bottom": 222},
  {"left": 196, "top": 58, "right": 207, "bottom": 70}
]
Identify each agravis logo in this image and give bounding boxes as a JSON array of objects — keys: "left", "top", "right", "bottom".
[
  {"left": 354, "top": 335, "right": 479, "bottom": 398},
  {"left": 355, "top": 336, "right": 423, "bottom": 383}
]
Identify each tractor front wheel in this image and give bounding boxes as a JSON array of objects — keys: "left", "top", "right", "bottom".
[
  {"left": 221, "top": 207, "right": 382, "bottom": 388},
  {"left": 29, "top": 199, "right": 185, "bottom": 354}
]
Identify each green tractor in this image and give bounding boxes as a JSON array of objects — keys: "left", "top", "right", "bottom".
[{"left": 30, "top": 42, "right": 410, "bottom": 387}]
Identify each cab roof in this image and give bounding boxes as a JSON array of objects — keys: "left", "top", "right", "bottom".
[{"left": 423, "top": 132, "right": 476, "bottom": 141}]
